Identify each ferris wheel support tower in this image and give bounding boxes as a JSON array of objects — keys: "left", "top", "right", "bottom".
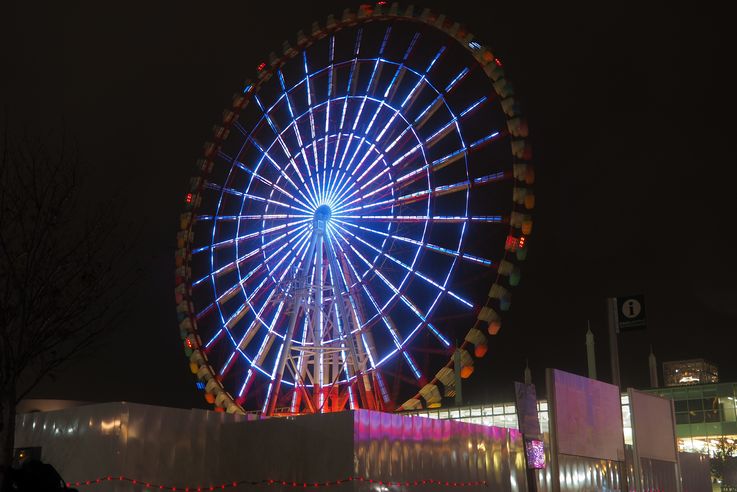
[{"left": 266, "top": 205, "right": 378, "bottom": 415}]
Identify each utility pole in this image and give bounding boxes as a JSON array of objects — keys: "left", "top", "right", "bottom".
[
  {"left": 606, "top": 298, "right": 621, "bottom": 388},
  {"left": 454, "top": 348, "right": 463, "bottom": 406}
]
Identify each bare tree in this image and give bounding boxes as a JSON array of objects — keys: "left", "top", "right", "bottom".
[
  {"left": 0, "top": 127, "right": 132, "bottom": 488},
  {"left": 711, "top": 437, "right": 737, "bottom": 485}
]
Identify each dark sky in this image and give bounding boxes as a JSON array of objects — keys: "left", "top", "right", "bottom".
[{"left": 2, "top": 1, "right": 735, "bottom": 409}]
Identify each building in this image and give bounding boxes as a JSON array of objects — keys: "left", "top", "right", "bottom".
[
  {"left": 403, "top": 382, "right": 737, "bottom": 457},
  {"left": 649, "top": 382, "right": 737, "bottom": 455},
  {"left": 663, "top": 359, "right": 719, "bottom": 387}
]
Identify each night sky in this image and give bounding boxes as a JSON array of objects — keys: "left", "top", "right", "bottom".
[{"left": 2, "top": 1, "right": 735, "bottom": 410}]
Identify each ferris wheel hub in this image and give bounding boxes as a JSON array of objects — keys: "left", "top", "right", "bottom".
[{"left": 313, "top": 204, "right": 332, "bottom": 222}]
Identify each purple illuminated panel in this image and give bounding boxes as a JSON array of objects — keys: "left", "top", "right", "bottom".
[
  {"left": 353, "top": 409, "right": 525, "bottom": 491},
  {"left": 550, "top": 369, "right": 625, "bottom": 462},
  {"left": 525, "top": 439, "right": 546, "bottom": 469}
]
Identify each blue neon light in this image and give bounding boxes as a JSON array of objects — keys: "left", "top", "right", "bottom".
[{"left": 190, "top": 22, "right": 515, "bottom": 407}]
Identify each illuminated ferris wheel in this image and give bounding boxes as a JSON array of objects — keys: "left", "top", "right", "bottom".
[{"left": 175, "top": 4, "right": 533, "bottom": 416}]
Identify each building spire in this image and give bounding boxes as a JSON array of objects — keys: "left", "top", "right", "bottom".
[
  {"left": 586, "top": 320, "right": 597, "bottom": 380},
  {"left": 649, "top": 345, "right": 659, "bottom": 388},
  {"left": 524, "top": 359, "right": 532, "bottom": 385}
]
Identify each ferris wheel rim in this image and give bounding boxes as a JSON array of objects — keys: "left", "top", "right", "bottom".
[{"left": 176, "top": 4, "right": 533, "bottom": 414}]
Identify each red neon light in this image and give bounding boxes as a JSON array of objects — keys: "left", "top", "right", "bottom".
[
  {"left": 495, "top": 58, "right": 503, "bottom": 67},
  {"left": 66, "top": 475, "right": 487, "bottom": 489},
  {"left": 185, "top": 193, "right": 193, "bottom": 204},
  {"left": 505, "top": 235, "right": 518, "bottom": 250},
  {"left": 257, "top": 62, "right": 267, "bottom": 71}
]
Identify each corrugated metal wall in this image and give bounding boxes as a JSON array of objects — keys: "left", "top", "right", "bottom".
[{"left": 14, "top": 403, "right": 525, "bottom": 491}]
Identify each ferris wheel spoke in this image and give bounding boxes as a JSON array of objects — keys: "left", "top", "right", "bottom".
[
  {"left": 324, "top": 235, "right": 380, "bottom": 373},
  {"left": 383, "top": 32, "right": 421, "bottom": 105},
  {"left": 254, "top": 94, "right": 298, "bottom": 160},
  {"left": 334, "top": 214, "right": 503, "bottom": 224},
  {"left": 330, "top": 236, "right": 419, "bottom": 380},
  {"left": 444, "top": 66, "right": 471, "bottom": 93},
  {"left": 236, "top": 235, "right": 310, "bottom": 352},
  {"left": 276, "top": 69, "right": 323, "bottom": 206},
  {"left": 191, "top": 218, "right": 309, "bottom": 257},
  {"left": 323, "top": 38, "right": 335, "bottom": 184},
  {"left": 300, "top": 51, "right": 327, "bottom": 205},
  {"left": 330, "top": 140, "right": 422, "bottom": 208},
  {"left": 326, "top": 110, "right": 419, "bottom": 206},
  {"left": 211, "top": 227, "right": 311, "bottom": 309},
  {"left": 288, "top": 263, "right": 318, "bottom": 411},
  {"left": 329, "top": 225, "right": 450, "bottom": 351},
  {"left": 331, "top": 57, "right": 389, "bottom": 185},
  {"left": 364, "top": 148, "right": 467, "bottom": 199},
  {"left": 332, "top": 97, "right": 368, "bottom": 176},
  {"left": 423, "top": 96, "right": 488, "bottom": 150},
  {"left": 354, "top": 138, "right": 505, "bottom": 205},
  {"left": 331, "top": 127, "right": 406, "bottom": 208},
  {"left": 235, "top": 231, "right": 311, "bottom": 356},
  {"left": 203, "top": 182, "right": 312, "bottom": 214},
  {"left": 224, "top": 245, "right": 309, "bottom": 386},
  {"left": 399, "top": 46, "right": 446, "bottom": 113},
  {"left": 194, "top": 214, "right": 310, "bottom": 225},
  {"left": 231, "top": 303, "right": 284, "bottom": 392},
  {"left": 336, "top": 112, "right": 410, "bottom": 194},
  {"left": 328, "top": 231, "right": 406, "bottom": 334},
  {"left": 248, "top": 137, "right": 318, "bottom": 208},
  {"left": 251, "top": 122, "right": 318, "bottom": 207},
  {"left": 325, "top": 142, "right": 358, "bottom": 208},
  {"left": 330, "top": 221, "right": 473, "bottom": 311},
  {"left": 234, "top": 160, "right": 313, "bottom": 211},
  {"left": 260, "top": 230, "right": 320, "bottom": 412},
  {"left": 336, "top": 219, "right": 495, "bottom": 267},
  {"left": 193, "top": 225, "right": 309, "bottom": 288},
  {"left": 335, "top": 172, "right": 506, "bottom": 215},
  {"left": 254, "top": 95, "right": 322, "bottom": 207},
  {"left": 341, "top": 136, "right": 371, "bottom": 185}
]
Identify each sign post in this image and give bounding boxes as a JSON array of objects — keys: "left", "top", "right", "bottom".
[
  {"left": 607, "top": 294, "right": 647, "bottom": 389},
  {"left": 607, "top": 297, "right": 621, "bottom": 389},
  {"left": 515, "top": 381, "right": 544, "bottom": 492}
]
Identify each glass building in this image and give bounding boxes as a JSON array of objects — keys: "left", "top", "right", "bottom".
[
  {"left": 403, "top": 382, "right": 737, "bottom": 457},
  {"left": 663, "top": 359, "right": 719, "bottom": 387},
  {"left": 649, "top": 382, "right": 737, "bottom": 455}
]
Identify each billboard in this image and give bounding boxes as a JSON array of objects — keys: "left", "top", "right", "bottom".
[
  {"left": 514, "top": 381, "right": 541, "bottom": 437},
  {"left": 548, "top": 369, "right": 625, "bottom": 462},
  {"left": 629, "top": 389, "right": 678, "bottom": 462}
]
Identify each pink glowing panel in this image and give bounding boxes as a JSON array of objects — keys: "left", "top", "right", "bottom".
[
  {"left": 629, "top": 389, "right": 678, "bottom": 462},
  {"left": 550, "top": 369, "right": 625, "bottom": 462},
  {"left": 525, "top": 439, "right": 546, "bottom": 469}
]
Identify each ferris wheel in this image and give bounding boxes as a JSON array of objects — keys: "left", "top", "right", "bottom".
[{"left": 175, "top": 3, "right": 533, "bottom": 416}]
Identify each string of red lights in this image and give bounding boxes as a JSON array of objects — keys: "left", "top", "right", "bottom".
[{"left": 67, "top": 476, "right": 489, "bottom": 490}]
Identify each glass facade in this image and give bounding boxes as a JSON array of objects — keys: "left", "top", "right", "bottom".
[
  {"left": 408, "top": 400, "right": 548, "bottom": 440},
  {"left": 647, "top": 382, "right": 737, "bottom": 455},
  {"left": 403, "top": 382, "right": 737, "bottom": 457},
  {"left": 663, "top": 359, "right": 719, "bottom": 387}
]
